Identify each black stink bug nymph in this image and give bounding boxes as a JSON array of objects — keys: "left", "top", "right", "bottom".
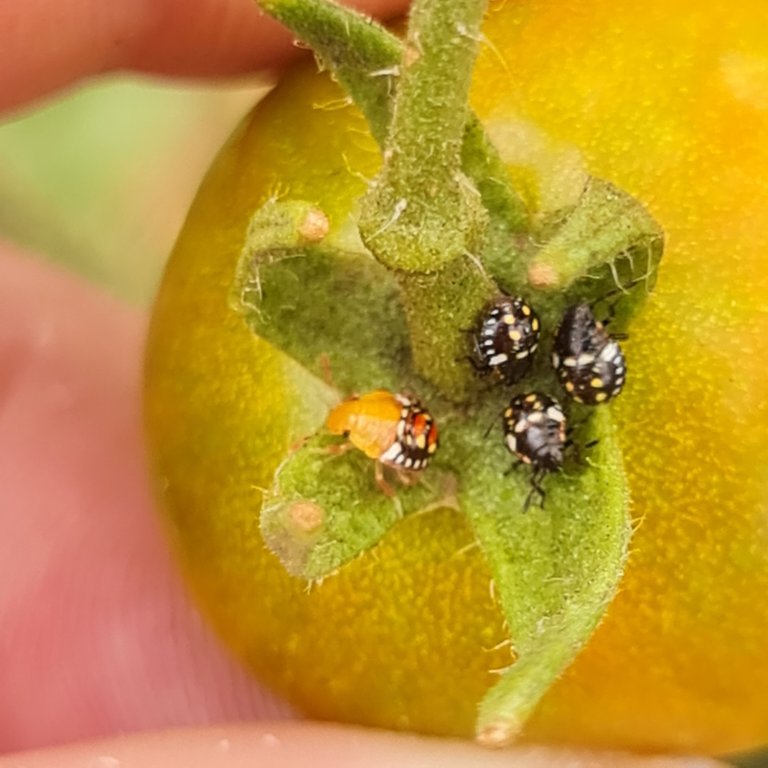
[
  {"left": 469, "top": 295, "right": 541, "bottom": 385},
  {"left": 503, "top": 392, "right": 566, "bottom": 510},
  {"left": 552, "top": 303, "right": 626, "bottom": 405}
]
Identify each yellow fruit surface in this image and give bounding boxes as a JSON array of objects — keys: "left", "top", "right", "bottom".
[{"left": 145, "top": 0, "right": 768, "bottom": 753}]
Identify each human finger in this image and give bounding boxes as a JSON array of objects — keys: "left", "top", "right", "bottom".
[
  {"left": 0, "top": 722, "right": 728, "bottom": 768},
  {"left": 0, "top": 0, "right": 409, "bottom": 113},
  {"left": 0, "top": 245, "right": 292, "bottom": 754}
]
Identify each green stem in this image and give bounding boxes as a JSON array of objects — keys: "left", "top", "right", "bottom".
[
  {"left": 358, "top": 0, "right": 490, "bottom": 273},
  {"left": 353, "top": 0, "right": 496, "bottom": 397},
  {"left": 258, "top": 0, "right": 528, "bottom": 233},
  {"left": 257, "top": 0, "right": 529, "bottom": 397}
]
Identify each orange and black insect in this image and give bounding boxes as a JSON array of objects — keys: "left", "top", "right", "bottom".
[{"left": 326, "top": 389, "right": 438, "bottom": 494}]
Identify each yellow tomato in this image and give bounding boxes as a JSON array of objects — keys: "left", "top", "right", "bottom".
[{"left": 145, "top": 0, "right": 768, "bottom": 755}]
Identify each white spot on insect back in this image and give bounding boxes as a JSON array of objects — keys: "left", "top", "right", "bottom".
[
  {"left": 599, "top": 341, "right": 620, "bottom": 361},
  {"left": 546, "top": 406, "right": 565, "bottom": 422},
  {"left": 489, "top": 353, "right": 509, "bottom": 365},
  {"left": 380, "top": 442, "right": 402, "bottom": 463}
]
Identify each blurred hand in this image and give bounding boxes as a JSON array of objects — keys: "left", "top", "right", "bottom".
[{"left": 0, "top": 2, "right": 729, "bottom": 766}]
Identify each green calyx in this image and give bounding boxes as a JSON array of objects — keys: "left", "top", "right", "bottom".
[{"left": 236, "top": 0, "right": 663, "bottom": 747}]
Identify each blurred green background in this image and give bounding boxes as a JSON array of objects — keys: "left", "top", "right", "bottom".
[{"left": 0, "top": 74, "right": 267, "bottom": 305}]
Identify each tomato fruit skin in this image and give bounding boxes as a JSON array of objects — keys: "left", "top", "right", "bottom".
[
  {"left": 145, "top": 0, "right": 768, "bottom": 754},
  {"left": 145, "top": 68, "right": 511, "bottom": 740}
]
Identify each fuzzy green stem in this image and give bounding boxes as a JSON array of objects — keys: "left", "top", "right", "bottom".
[
  {"left": 258, "top": 0, "right": 528, "bottom": 233},
  {"left": 350, "top": 0, "right": 494, "bottom": 397},
  {"left": 403, "top": 263, "right": 493, "bottom": 399},
  {"left": 358, "top": 0, "right": 490, "bottom": 273},
  {"left": 257, "top": 0, "right": 527, "bottom": 396}
]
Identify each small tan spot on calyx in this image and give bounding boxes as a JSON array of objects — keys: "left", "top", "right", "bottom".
[
  {"left": 286, "top": 501, "right": 325, "bottom": 533},
  {"left": 527, "top": 262, "right": 558, "bottom": 289},
  {"left": 298, "top": 208, "right": 330, "bottom": 242}
]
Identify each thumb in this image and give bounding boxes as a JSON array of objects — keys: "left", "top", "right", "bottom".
[{"left": 0, "top": 723, "right": 727, "bottom": 768}]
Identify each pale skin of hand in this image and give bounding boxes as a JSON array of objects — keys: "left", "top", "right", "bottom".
[{"left": 0, "top": 2, "right": 728, "bottom": 766}]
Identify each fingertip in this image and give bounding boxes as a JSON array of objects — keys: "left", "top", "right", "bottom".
[
  {"left": 0, "top": 0, "right": 410, "bottom": 114},
  {"left": 119, "top": 0, "right": 411, "bottom": 77},
  {"left": 0, "top": 723, "right": 728, "bottom": 768}
]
